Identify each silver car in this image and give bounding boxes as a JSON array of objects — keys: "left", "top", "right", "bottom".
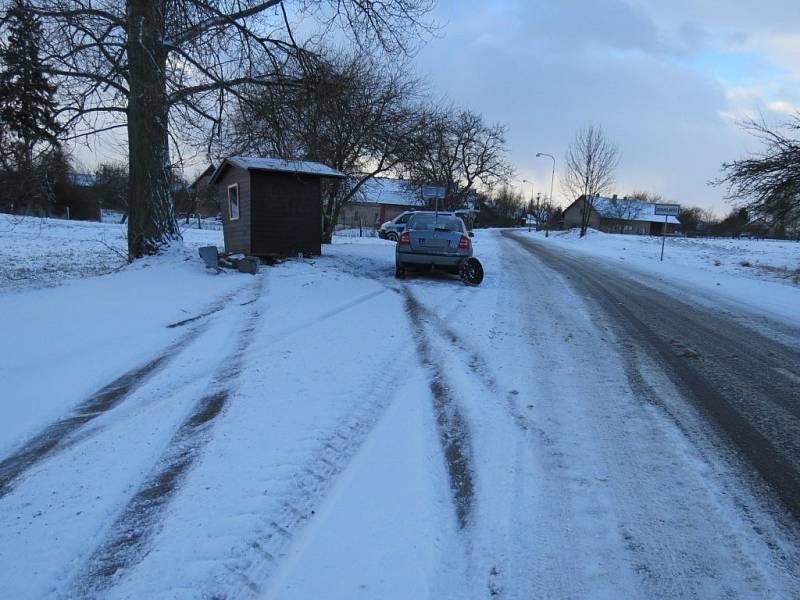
[
  {"left": 395, "top": 212, "right": 474, "bottom": 278},
  {"left": 378, "top": 211, "right": 414, "bottom": 241}
]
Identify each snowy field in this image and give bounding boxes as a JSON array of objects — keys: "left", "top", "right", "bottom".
[
  {"left": 1, "top": 217, "right": 799, "bottom": 598},
  {"left": 0, "top": 213, "right": 223, "bottom": 290},
  {"left": 519, "top": 227, "right": 800, "bottom": 325},
  {"left": 524, "top": 227, "right": 800, "bottom": 283}
]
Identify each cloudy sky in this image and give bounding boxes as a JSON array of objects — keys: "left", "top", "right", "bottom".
[{"left": 410, "top": 0, "right": 800, "bottom": 213}]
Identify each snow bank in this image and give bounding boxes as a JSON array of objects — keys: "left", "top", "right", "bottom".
[{"left": 519, "top": 228, "right": 800, "bottom": 325}]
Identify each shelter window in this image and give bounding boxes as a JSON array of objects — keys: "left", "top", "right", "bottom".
[{"left": 228, "top": 184, "right": 240, "bottom": 221}]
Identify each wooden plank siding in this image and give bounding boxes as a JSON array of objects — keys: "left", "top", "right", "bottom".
[
  {"left": 250, "top": 171, "right": 322, "bottom": 257},
  {"left": 217, "top": 166, "right": 252, "bottom": 255}
]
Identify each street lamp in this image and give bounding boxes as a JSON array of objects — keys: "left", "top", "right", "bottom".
[
  {"left": 522, "top": 178, "right": 534, "bottom": 232},
  {"left": 536, "top": 152, "right": 555, "bottom": 238}
]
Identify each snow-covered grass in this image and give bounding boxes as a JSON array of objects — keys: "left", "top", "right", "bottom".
[
  {"left": 532, "top": 227, "right": 800, "bottom": 283},
  {"left": 334, "top": 226, "right": 379, "bottom": 238},
  {"left": 0, "top": 213, "right": 224, "bottom": 291},
  {"left": 2, "top": 222, "right": 799, "bottom": 598},
  {"left": 519, "top": 227, "right": 800, "bottom": 325},
  {"left": 0, "top": 213, "right": 396, "bottom": 292},
  {"left": 332, "top": 232, "right": 392, "bottom": 245}
]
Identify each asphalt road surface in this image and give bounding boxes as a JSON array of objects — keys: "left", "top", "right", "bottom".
[{"left": 507, "top": 230, "right": 800, "bottom": 522}]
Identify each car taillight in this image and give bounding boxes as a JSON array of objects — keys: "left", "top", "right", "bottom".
[
  {"left": 399, "top": 232, "right": 410, "bottom": 245},
  {"left": 458, "top": 235, "right": 471, "bottom": 250}
]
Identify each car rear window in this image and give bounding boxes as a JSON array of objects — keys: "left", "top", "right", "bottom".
[{"left": 410, "top": 215, "right": 464, "bottom": 232}]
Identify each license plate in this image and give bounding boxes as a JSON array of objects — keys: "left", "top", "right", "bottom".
[{"left": 420, "top": 238, "right": 446, "bottom": 248}]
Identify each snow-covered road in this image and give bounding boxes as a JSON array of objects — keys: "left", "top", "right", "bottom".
[{"left": 1, "top": 228, "right": 799, "bottom": 599}]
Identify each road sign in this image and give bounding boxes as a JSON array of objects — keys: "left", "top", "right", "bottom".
[
  {"left": 422, "top": 185, "right": 446, "bottom": 200},
  {"left": 654, "top": 204, "right": 681, "bottom": 261},
  {"left": 655, "top": 203, "right": 680, "bottom": 216}
]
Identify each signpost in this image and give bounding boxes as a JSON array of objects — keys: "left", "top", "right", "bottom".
[
  {"left": 654, "top": 203, "right": 681, "bottom": 261},
  {"left": 421, "top": 185, "right": 446, "bottom": 200},
  {"left": 422, "top": 185, "right": 446, "bottom": 221}
]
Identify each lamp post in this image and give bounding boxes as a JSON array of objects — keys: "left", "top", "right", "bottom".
[
  {"left": 522, "top": 178, "right": 534, "bottom": 231},
  {"left": 536, "top": 152, "right": 555, "bottom": 238}
]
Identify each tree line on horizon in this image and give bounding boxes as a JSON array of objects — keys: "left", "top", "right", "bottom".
[
  {"left": 0, "top": 0, "right": 516, "bottom": 254},
  {"left": 1, "top": 0, "right": 797, "bottom": 256}
]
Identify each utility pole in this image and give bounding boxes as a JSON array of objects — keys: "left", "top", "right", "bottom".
[
  {"left": 536, "top": 153, "right": 556, "bottom": 238},
  {"left": 522, "top": 179, "right": 534, "bottom": 231}
]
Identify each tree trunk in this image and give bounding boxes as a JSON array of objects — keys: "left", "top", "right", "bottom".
[
  {"left": 126, "top": 0, "right": 179, "bottom": 259},
  {"left": 322, "top": 181, "right": 344, "bottom": 244},
  {"left": 580, "top": 194, "right": 590, "bottom": 237},
  {"left": 323, "top": 199, "right": 341, "bottom": 244}
]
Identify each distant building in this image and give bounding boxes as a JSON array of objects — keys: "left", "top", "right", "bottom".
[
  {"left": 62, "top": 172, "right": 101, "bottom": 221},
  {"left": 337, "top": 177, "right": 425, "bottom": 228},
  {"left": 563, "top": 194, "right": 680, "bottom": 234},
  {"left": 189, "top": 164, "right": 218, "bottom": 217},
  {"left": 69, "top": 173, "right": 97, "bottom": 188}
]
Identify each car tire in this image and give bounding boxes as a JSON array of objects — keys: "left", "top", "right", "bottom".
[
  {"left": 386, "top": 232, "right": 399, "bottom": 242},
  {"left": 459, "top": 257, "right": 484, "bottom": 285},
  {"left": 395, "top": 263, "right": 406, "bottom": 279}
]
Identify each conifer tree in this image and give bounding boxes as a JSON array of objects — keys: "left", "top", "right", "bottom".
[{"left": 0, "top": 0, "right": 61, "bottom": 214}]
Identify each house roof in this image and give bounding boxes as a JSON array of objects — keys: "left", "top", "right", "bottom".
[
  {"left": 70, "top": 173, "right": 96, "bottom": 187},
  {"left": 190, "top": 164, "right": 216, "bottom": 189},
  {"left": 590, "top": 196, "right": 680, "bottom": 224},
  {"left": 209, "top": 156, "right": 346, "bottom": 184},
  {"left": 351, "top": 177, "right": 425, "bottom": 207}
]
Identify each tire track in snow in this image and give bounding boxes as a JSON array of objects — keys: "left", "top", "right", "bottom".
[
  {"left": 502, "top": 232, "right": 800, "bottom": 598},
  {"left": 341, "top": 243, "right": 582, "bottom": 596},
  {"left": 402, "top": 288, "right": 475, "bottom": 530},
  {"left": 70, "top": 281, "right": 265, "bottom": 597},
  {"left": 336, "top": 257, "right": 495, "bottom": 530},
  {"left": 0, "top": 286, "right": 255, "bottom": 500},
  {"left": 208, "top": 346, "right": 418, "bottom": 599},
  {"left": 86, "top": 271, "right": 411, "bottom": 599},
  {"left": 401, "top": 276, "right": 554, "bottom": 448},
  {"left": 510, "top": 232, "right": 800, "bottom": 521},
  {"left": 397, "top": 259, "right": 568, "bottom": 599},
  {"left": 207, "top": 262, "right": 477, "bottom": 598}
]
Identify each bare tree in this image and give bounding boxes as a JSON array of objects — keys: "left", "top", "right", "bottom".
[
  {"left": 226, "top": 51, "right": 425, "bottom": 243},
  {"left": 492, "top": 185, "right": 524, "bottom": 223},
  {"left": 403, "top": 108, "right": 513, "bottom": 210},
  {"left": 604, "top": 196, "right": 643, "bottom": 221},
  {"left": 628, "top": 189, "right": 664, "bottom": 204},
  {"left": 714, "top": 115, "right": 800, "bottom": 234},
  {"left": 525, "top": 192, "right": 554, "bottom": 228},
  {"left": 678, "top": 206, "right": 707, "bottom": 234},
  {"left": 10, "top": 0, "right": 434, "bottom": 258},
  {"left": 94, "top": 162, "right": 128, "bottom": 210},
  {"left": 562, "top": 125, "right": 619, "bottom": 237}
]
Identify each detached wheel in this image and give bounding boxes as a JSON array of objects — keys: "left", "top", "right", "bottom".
[
  {"left": 459, "top": 257, "right": 484, "bottom": 286},
  {"left": 386, "top": 232, "right": 399, "bottom": 242}
]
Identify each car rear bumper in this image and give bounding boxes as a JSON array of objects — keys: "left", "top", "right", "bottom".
[{"left": 396, "top": 251, "right": 466, "bottom": 267}]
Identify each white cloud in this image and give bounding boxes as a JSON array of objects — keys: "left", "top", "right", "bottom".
[{"left": 412, "top": 0, "right": 798, "bottom": 213}]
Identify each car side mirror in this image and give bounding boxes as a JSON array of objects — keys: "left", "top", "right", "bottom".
[{"left": 468, "top": 231, "right": 474, "bottom": 238}]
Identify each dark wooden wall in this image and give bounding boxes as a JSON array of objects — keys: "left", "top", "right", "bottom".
[
  {"left": 217, "top": 165, "right": 251, "bottom": 254},
  {"left": 250, "top": 171, "right": 322, "bottom": 256}
]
